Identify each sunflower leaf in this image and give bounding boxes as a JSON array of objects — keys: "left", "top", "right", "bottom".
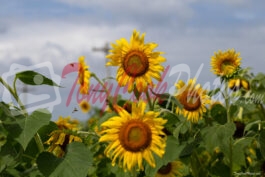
[
  {"left": 16, "top": 70, "right": 60, "bottom": 87},
  {"left": 15, "top": 109, "right": 51, "bottom": 149},
  {"left": 37, "top": 142, "right": 92, "bottom": 177}
]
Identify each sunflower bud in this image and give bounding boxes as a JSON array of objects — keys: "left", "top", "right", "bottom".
[
  {"left": 240, "top": 79, "right": 250, "bottom": 90},
  {"left": 228, "top": 79, "right": 236, "bottom": 89}
]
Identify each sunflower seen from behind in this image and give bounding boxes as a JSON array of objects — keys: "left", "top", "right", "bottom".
[
  {"left": 78, "top": 56, "right": 91, "bottom": 94},
  {"left": 45, "top": 116, "right": 82, "bottom": 157},
  {"left": 155, "top": 161, "right": 184, "bottom": 177},
  {"left": 99, "top": 101, "right": 167, "bottom": 171},
  {"left": 211, "top": 49, "right": 241, "bottom": 78},
  {"left": 175, "top": 79, "right": 211, "bottom": 123},
  {"left": 106, "top": 30, "right": 166, "bottom": 93}
]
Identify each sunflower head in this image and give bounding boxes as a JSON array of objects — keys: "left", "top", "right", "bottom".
[
  {"left": 99, "top": 101, "right": 167, "bottom": 171},
  {"left": 155, "top": 161, "right": 184, "bottom": 177},
  {"left": 78, "top": 56, "right": 91, "bottom": 94},
  {"left": 211, "top": 49, "right": 241, "bottom": 78},
  {"left": 45, "top": 130, "right": 82, "bottom": 157},
  {"left": 79, "top": 100, "right": 91, "bottom": 113},
  {"left": 106, "top": 29, "right": 166, "bottom": 93},
  {"left": 56, "top": 116, "right": 80, "bottom": 131},
  {"left": 175, "top": 79, "right": 211, "bottom": 123}
]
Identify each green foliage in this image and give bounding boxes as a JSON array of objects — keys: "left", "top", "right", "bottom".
[
  {"left": 37, "top": 142, "right": 93, "bottom": 177},
  {"left": 16, "top": 70, "right": 60, "bottom": 86},
  {"left": 16, "top": 109, "right": 51, "bottom": 149}
]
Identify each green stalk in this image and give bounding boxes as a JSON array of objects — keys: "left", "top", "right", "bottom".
[
  {"left": 145, "top": 90, "right": 153, "bottom": 110},
  {"left": 223, "top": 80, "right": 233, "bottom": 177},
  {"left": 0, "top": 77, "right": 44, "bottom": 152},
  {"left": 224, "top": 83, "right": 231, "bottom": 123},
  {"left": 91, "top": 73, "right": 111, "bottom": 100}
]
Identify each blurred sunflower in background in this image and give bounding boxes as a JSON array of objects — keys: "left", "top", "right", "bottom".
[
  {"left": 99, "top": 101, "right": 167, "bottom": 171},
  {"left": 78, "top": 56, "right": 91, "bottom": 94},
  {"left": 106, "top": 29, "right": 166, "bottom": 93},
  {"left": 45, "top": 116, "right": 82, "bottom": 157},
  {"left": 211, "top": 49, "right": 241, "bottom": 78},
  {"left": 175, "top": 79, "right": 211, "bottom": 123},
  {"left": 79, "top": 100, "right": 91, "bottom": 113},
  {"left": 155, "top": 161, "right": 184, "bottom": 177}
]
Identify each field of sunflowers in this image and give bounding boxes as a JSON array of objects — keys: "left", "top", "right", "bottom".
[{"left": 0, "top": 30, "right": 265, "bottom": 177}]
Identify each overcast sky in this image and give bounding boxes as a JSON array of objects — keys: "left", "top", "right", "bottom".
[{"left": 1, "top": 0, "right": 265, "bottom": 120}]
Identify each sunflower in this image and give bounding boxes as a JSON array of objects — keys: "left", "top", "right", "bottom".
[
  {"left": 79, "top": 100, "right": 91, "bottom": 113},
  {"left": 155, "top": 161, "right": 184, "bottom": 177},
  {"left": 56, "top": 116, "right": 80, "bottom": 131},
  {"left": 211, "top": 49, "right": 241, "bottom": 78},
  {"left": 99, "top": 101, "right": 167, "bottom": 171},
  {"left": 45, "top": 130, "right": 82, "bottom": 157},
  {"left": 106, "top": 29, "right": 166, "bottom": 93},
  {"left": 78, "top": 56, "right": 91, "bottom": 94},
  {"left": 175, "top": 79, "right": 211, "bottom": 123}
]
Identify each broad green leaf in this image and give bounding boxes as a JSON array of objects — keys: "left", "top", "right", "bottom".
[
  {"left": 37, "top": 142, "right": 93, "bottom": 177},
  {"left": 210, "top": 103, "right": 227, "bottom": 124},
  {"left": 202, "top": 123, "right": 236, "bottom": 156},
  {"left": 16, "top": 70, "right": 59, "bottom": 86},
  {"left": 232, "top": 137, "right": 253, "bottom": 170},
  {"left": 15, "top": 109, "right": 51, "bottom": 149}
]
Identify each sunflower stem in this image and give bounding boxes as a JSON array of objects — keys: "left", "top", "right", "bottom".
[
  {"left": 0, "top": 77, "right": 44, "bottom": 153},
  {"left": 91, "top": 73, "right": 112, "bottom": 103},
  {"left": 224, "top": 82, "right": 231, "bottom": 123},
  {"left": 145, "top": 90, "right": 153, "bottom": 111}
]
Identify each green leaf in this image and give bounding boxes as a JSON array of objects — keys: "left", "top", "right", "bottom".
[
  {"left": 202, "top": 123, "right": 236, "bottom": 156},
  {"left": 15, "top": 109, "right": 51, "bottom": 149},
  {"left": 210, "top": 104, "right": 227, "bottom": 124},
  {"left": 37, "top": 142, "right": 93, "bottom": 177},
  {"left": 232, "top": 138, "right": 253, "bottom": 170},
  {"left": 16, "top": 70, "right": 60, "bottom": 86}
]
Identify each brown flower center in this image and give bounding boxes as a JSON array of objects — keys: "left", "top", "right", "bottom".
[
  {"left": 179, "top": 90, "right": 201, "bottom": 111},
  {"left": 119, "top": 120, "right": 152, "bottom": 152},
  {"left": 221, "top": 59, "right": 234, "bottom": 71},
  {"left": 158, "top": 162, "right": 172, "bottom": 175},
  {"left": 123, "top": 50, "right": 149, "bottom": 77}
]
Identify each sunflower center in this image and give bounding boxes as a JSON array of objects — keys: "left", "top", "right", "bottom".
[
  {"left": 221, "top": 59, "right": 233, "bottom": 70},
  {"left": 158, "top": 162, "right": 172, "bottom": 175},
  {"left": 119, "top": 120, "right": 152, "bottom": 152},
  {"left": 123, "top": 50, "right": 149, "bottom": 77},
  {"left": 179, "top": 90, "right": 201, "bottom": 111}
]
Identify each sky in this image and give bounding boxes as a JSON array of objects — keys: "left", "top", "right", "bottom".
[{"left": 0, "top": 0, "right": 265, "bottom": 120}]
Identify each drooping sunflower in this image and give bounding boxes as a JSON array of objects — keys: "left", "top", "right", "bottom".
[
  {"left": 45, "top": 130, "right": 82, "bottom": 157},
  {"left": 175, "top": 79, "right": 211, "bottom": 123},
  {"left": 155, "top": 161, "right": 184, "bottom": 177},
  {"left": 99, "top": 101, "right": 167, "bottom": 171},
  {"left": 79, "top": 100, "right": 91, "bottom": 113},
  {"left": 78, "top": 56, "right": 91, "bottom": 94},
  {"left": 45, "top": 116, "right": 82, "bottom": 157},
  {"left": 56, "top": 116, "right": 80, "bottom": 131},
  {"left": 211, "top": 49, "right": 241, "bottom": 78},
  {"left": 106, "top": 29, "right": 166, "bottom": 93}
]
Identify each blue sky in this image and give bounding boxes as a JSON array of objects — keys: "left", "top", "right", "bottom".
[{"left": 1, "top": 0, "right": 265, "bottom": 120}]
